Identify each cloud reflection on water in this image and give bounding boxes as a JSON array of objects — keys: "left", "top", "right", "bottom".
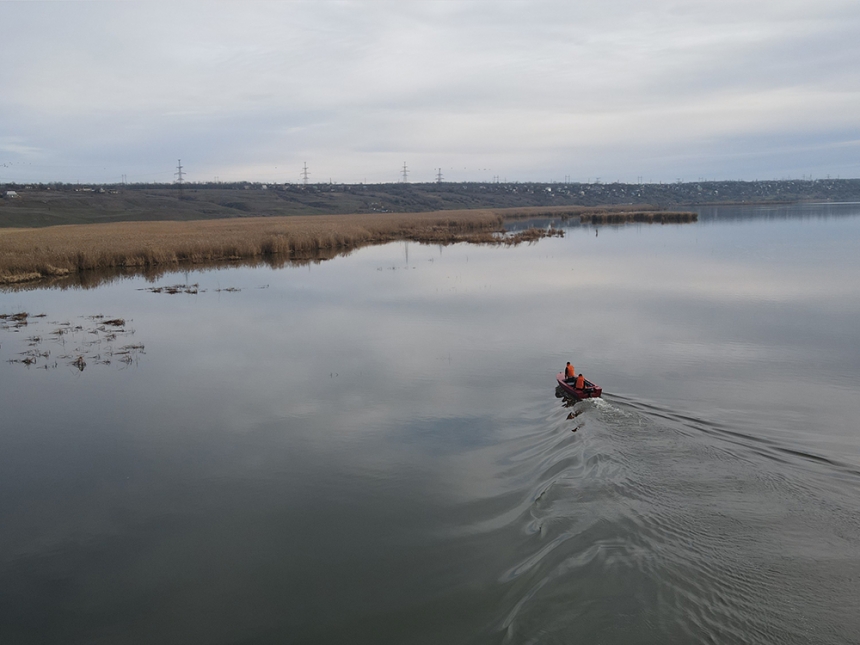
[{"left": 2, "top": 208, "right": 860, "bottom": 643}]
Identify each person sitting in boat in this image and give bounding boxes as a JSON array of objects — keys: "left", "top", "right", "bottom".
[
  {"left": 565, "top": 362, "right": 576, "bottom": 380},
  {"left": 575, "top": 373, "right": 585, "bottom": 389}
]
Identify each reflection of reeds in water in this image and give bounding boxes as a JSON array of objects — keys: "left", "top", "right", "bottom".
[
  {"left": 0, "top": 252, "right": 353, "bottom": 292},
  {"left": 0, "top": 206, "right": 695, "bottom": 285},
  {"left": 578, "top": 211, "right": 697, "bottom": 224}
]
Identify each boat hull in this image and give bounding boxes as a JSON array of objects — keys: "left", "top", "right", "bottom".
[{"left": 556, "top": 372, "right": 603, "bottom": 399}]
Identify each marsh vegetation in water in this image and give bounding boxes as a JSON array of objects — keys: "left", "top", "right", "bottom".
[
  {"left": 0, "top": 206, "right": 692, "bottom": 285},
  {"left": 1, "top": 312, "right": 143, "bottom": 371}
]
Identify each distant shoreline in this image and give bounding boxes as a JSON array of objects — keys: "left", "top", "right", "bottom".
[
  {"left": 2, "top": 180, "right": 858, "bottom": 229},
  {"left": 0, "top": 206, "right": 696, "bottom": 286}
]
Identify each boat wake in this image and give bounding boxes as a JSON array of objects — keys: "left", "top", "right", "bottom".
[{"left": 454, "top": 390, "right": 860, "bottom": 644}]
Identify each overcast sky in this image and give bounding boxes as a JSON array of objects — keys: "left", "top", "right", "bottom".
[{"left": 1, "top": 1, "right": 859, "bottom": 184}]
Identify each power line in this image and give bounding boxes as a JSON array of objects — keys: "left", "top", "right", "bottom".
[
  {"left": 401, "top": 162, "right": 408, "bottom": 183},
  {"left": 301, "top": 162, "right": 309, "bottom": 186},
  {"left": 436, "top": 168, "right": 443, "bottom": 183},
  {"left": 174, "top": 159, "right": 185, "bottom": 198}
]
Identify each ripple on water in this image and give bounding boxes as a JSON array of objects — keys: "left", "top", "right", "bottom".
[{"left": 476, "top": 393, "right": 860, "bottom": 644}]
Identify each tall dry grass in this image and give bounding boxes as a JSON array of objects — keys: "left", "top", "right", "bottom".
[
  {"left": 0, "top": 206, "right": 695, "bottom": 285},
  {"left": 0, "top": 210, "right": 505, "bottom": 284}
]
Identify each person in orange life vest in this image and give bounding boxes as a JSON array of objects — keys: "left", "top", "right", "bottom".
[
  {"left": 575, "top": 374, "right": 585, "bottom": 389},
  {"left": 565, "top": 362, "right": 575, "bottom": 380}
]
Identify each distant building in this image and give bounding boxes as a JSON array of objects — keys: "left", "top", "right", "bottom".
[{"left": 4, "top": 190, "right": 19, "bottom": 199}]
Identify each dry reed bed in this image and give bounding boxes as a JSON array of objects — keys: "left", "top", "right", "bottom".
[
  {"left": 0, "top": 210, "right": 500, "bottom": 284},
  {"left": 0, "top": 206, "right": 694, "bottom": 284},
  {"left": 497, "top": 206, "right": 698, "bottom": 224}
]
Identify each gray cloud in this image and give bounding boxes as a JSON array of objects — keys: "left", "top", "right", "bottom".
[{"left": 1, "top": 1, "right": 858, "bottom": 183}]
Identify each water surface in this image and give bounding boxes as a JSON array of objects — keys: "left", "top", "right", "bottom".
[{"left": 2, "top": 203, "right": 860, "bottom": 644}]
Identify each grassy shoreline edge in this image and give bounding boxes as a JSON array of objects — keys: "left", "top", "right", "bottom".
[{"left": 0, "top": 206, "right": 695, "bottom": 285}]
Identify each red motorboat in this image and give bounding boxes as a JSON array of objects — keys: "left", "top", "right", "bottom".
[{"left": 556, "top": 372, "right": 603, "bottom": 399}]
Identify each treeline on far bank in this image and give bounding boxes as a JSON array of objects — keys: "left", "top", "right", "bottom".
[{"left": 1, "top": 178, "right": 857, "bottom": 228}]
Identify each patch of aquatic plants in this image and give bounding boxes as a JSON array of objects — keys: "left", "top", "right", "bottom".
[
  {"left": 0, "top": 311, "right": 41, "bottom": 330},
  {"left": 1, "top": 311, "right": 144, "bottom": 372},
  {"left": 140, "top": 283, "right": 204, "bottom": 295},
  {"left": 138, "top": 282, "right": 243, "bottom": 295}
]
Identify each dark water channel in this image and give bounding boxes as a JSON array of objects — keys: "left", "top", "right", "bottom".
[{"left": 2, "top": 203, "right": 860, "bottom": 644}]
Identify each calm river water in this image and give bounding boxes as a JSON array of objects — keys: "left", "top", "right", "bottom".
[{"left": 2, "top": 203, "right": 860, "bottom": 644}]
